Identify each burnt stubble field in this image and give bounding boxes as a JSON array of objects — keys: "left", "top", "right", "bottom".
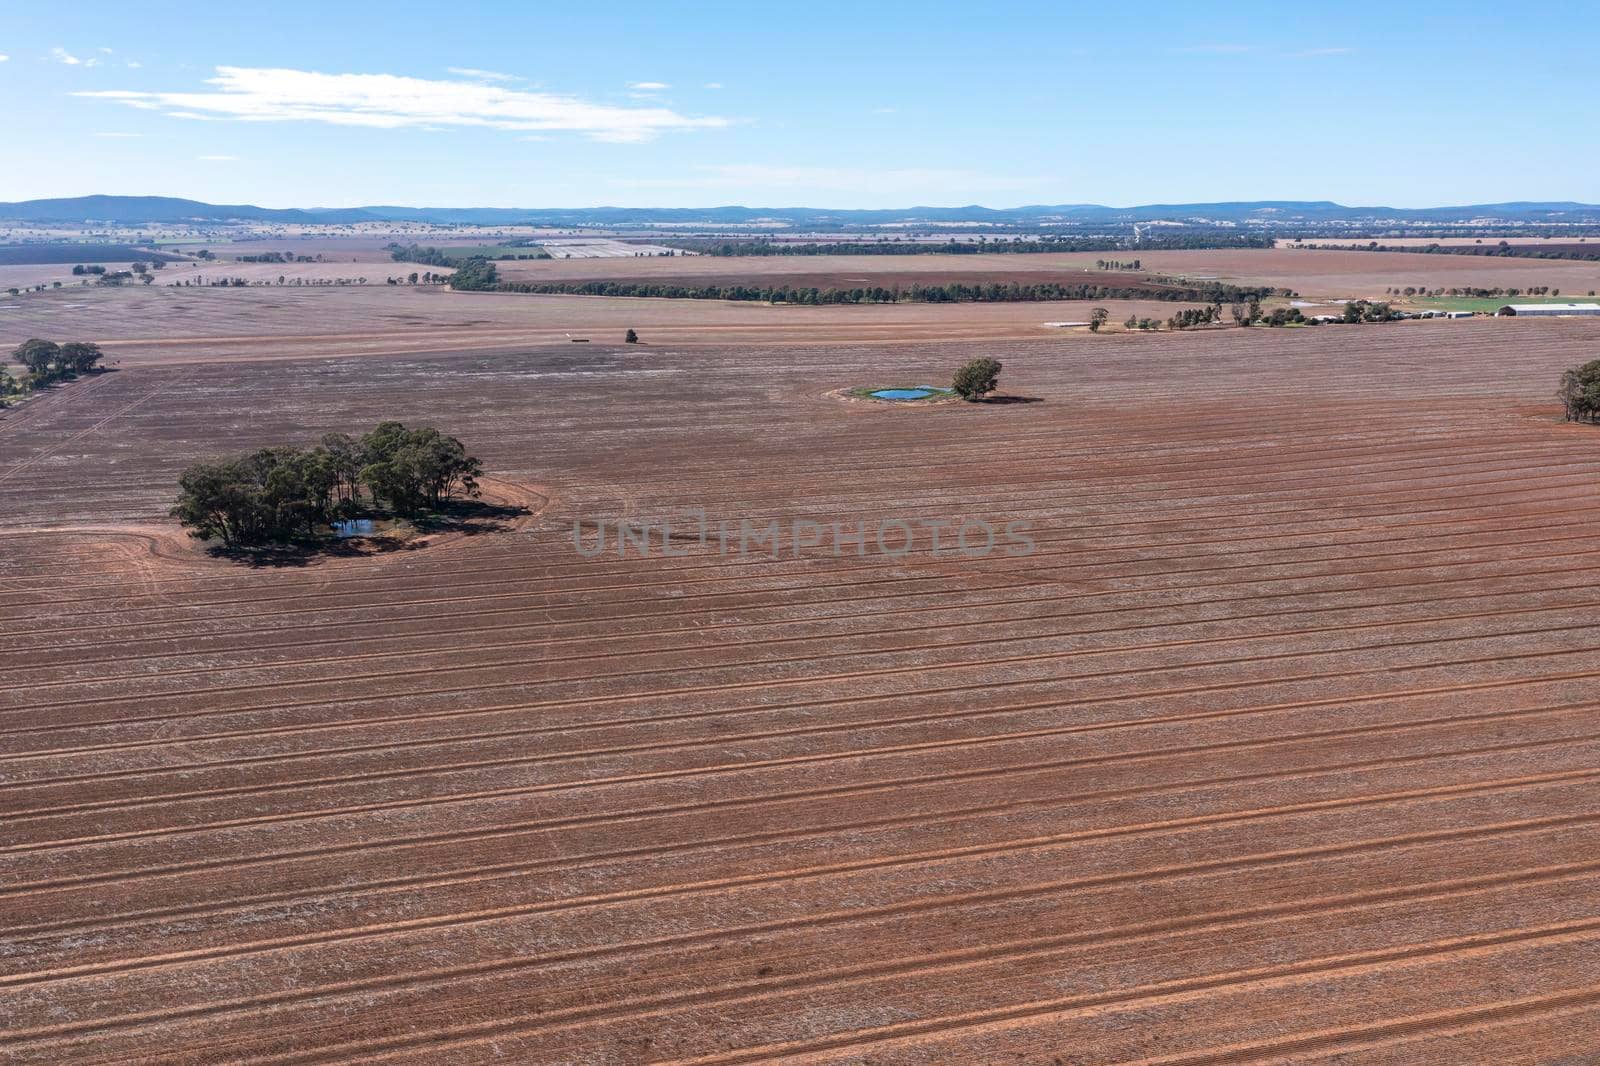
[{"left": 4, "top": 316, "right": 1600, "bottom": 1061}]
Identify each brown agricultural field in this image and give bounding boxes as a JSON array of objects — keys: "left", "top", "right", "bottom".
[
  {"left": 4, "top": 310, "right": 1600, "bottom": 1062},
  {"left": 0, "top": 258, "right": 453, "bottom": 294},
  {"left": 507, "top": 246, "right": 1600, "bottom": 301},
  {"left": 1135, "top": 248, "right": 1600, "bottom": 299},
  {"left": 0, "top": 284, "right": 1194, "bottom": 360},
  {"left": 501, "top": 252, "right": 1170, "bottom": 286}
]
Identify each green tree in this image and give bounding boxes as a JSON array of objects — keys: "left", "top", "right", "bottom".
[
  {"left": 172, "top": 447, "right": 340, "bottom": 544},
  {"left": 625, "top": 328, "right": 639, "bottom": 343},
  {"left": 170, "top": 456, "right": 274, "bottom": 546},
  {"left": 1088, "top": 307, "right": 1109, "bottom": 333},
  {"left": 360, "top": 422, "right": 483, "bottom": 515},
  {"left": 319, "top": 432, "right": 365, "bottom": 511},
  {"left": 447, "top": 257, "right": 499, "bottom": 291},
  {"left": 1559, "top": 359, "right": 1600, "bottom": 423},
  {"left": 13, "top": 339, "right": 60, "bottom": 374},
  {"left": 58, "top": 342, "right": 104, "bottom": 373},
  {"left": 952, "top": 357, "right": 1002, "bottom": 402}
]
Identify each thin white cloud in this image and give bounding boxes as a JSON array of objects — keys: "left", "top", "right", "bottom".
[
  {"left": 99, "top": 47, "right": 114, "bottom": 54},
  {"left": 703, "top": 82, "right": 723, "bottom": 90},
  {"left": 1291, "top": 47, "right": 1353, "bottom": 57},
  {"left": 52, "top": 47, "right": 99, "bottom": 67},
  {"left": 628, "top": 81, "right": 669, "bottom": 90},
  {"left": 447, "top": 66, "right": 519, "bottom": 82},
  {"left": 77, "top": 66, "right": 729, "bottom": 142},
  {"left": 126, "top": 60, "right": 142, "bottom": 69},
  {"left": 197, "top": 154, "right": 238, "bottom": 161},
  {"left": 0, "top": 55, "right": 10, "bottom": 63}
]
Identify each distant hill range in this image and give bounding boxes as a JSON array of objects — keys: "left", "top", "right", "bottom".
[{"left": 6, "top": 194, "right": 1600, "bottom": 227}]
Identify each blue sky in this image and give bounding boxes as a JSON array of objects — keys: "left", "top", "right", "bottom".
[{"left": 1, "top": 2, "right": 1590, "bottom": 209}]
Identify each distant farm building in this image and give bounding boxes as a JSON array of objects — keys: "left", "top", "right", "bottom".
[{"left": 1496, "top": 303, "right": 1600, "bottom": 317}]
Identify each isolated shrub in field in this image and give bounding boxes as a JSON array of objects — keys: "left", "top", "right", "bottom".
[
  {"left": 952, "top": 357, "right": 1002, "bottom": 402},
  {"left": 1559, "top": 360, "right": 1600, "bottom": 423},
  {"left": 1089, "top": 307, "right": 1108, "bottom": 332},
  {"left": 625, "top": 328, "right": 639, "bottom": 343}
]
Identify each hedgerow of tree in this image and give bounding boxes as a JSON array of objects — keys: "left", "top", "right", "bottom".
[
  {"left": 171, "top": 422, "right": 483, "bottom": 547},
  {"left": 486, "top": 277, "right": 1278, "bottom": 305}
]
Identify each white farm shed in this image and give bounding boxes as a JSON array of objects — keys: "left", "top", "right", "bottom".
[{"left": 1498, "top": 303, "right": 1600, "bottom": 317}]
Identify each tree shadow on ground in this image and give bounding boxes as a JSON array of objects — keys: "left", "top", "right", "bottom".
[
  {"left": 979, "top": 394, "right": 1045, "bottom": 405},
  {"left": 412, "top": 499, "right": 532, "bottom": 538},
  {"left": 204, "top": 500, "right": 532, "bottom": 568},
  {"left": 205, "top": 536, "right": 425, "bottom": 569}
]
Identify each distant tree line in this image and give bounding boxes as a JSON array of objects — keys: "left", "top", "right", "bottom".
[
  {"left": 234, "top": 251, "right": 320, "bottom": 263},
  {"left": 666, "top": 235, "right": 1276, "bottom": 257},
  {"left": 171, "top": 275, "right": 375, "bottom": 287},
  {"left": 171, "top": 422, "right": 483, "bottom": 546},
  {"left": 1384, "top": 285, "right": 1564, "bottom": 298},
  {"left": 5, "top": 338, "right": 105, "bottom": 397},
  {"left": 1347, "top": 240, "right": 1600, "bottom": 263},
  {"left": 486, "top": 278, "right": 1277, "bottom": 305},
  {"left": 1096, "top": 259, "right": 1142, "bottom": 270}
]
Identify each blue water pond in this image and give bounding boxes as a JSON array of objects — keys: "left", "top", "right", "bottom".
[
  {"left": 332, "top": 518, "right": 376, "bottom": 538},
  {"left": 870, "top": 385, "right": 952, "bottom": 401}
]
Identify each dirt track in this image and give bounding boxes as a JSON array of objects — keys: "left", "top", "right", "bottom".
[{"left": 4, "top": 317, "right": 1600, "bottom": 1061}]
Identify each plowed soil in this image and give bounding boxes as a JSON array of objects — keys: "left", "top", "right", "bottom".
[
  {"left": 0, "top": 284, "right": 1194, "bottom": 360},
  {"left": 499, "top": 257, "right": 1182, "bottom": 292},
  {"left": 4, "top": 316, "right": 1600, "bottom": 1062},
  {"left": 499, "top": 247, "right": 1600, "bottom": 300}
]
